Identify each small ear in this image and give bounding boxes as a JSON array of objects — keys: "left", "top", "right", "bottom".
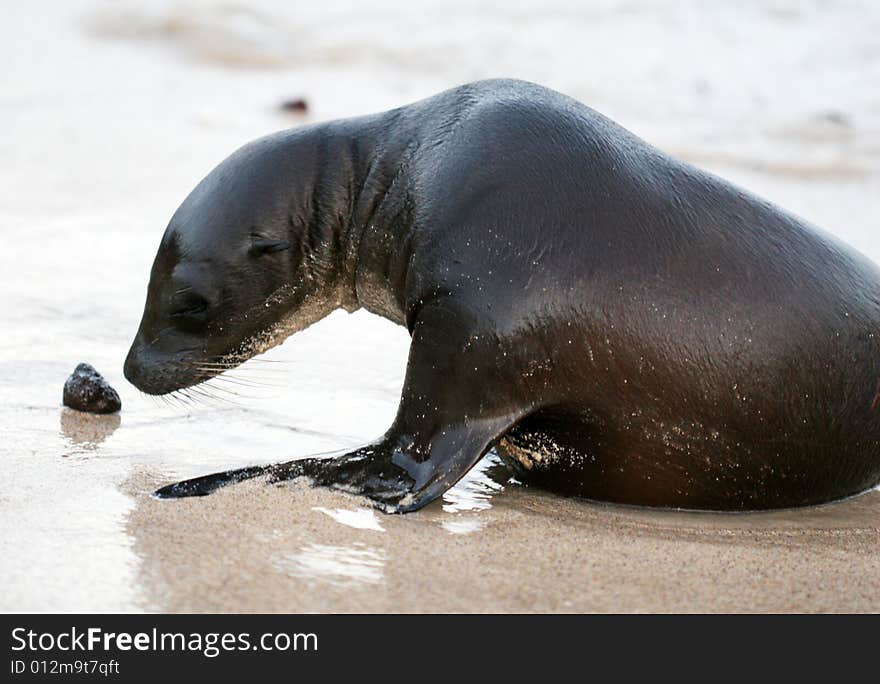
[{"left": 249, "top": 238, "right": 290, "bottom": 256}]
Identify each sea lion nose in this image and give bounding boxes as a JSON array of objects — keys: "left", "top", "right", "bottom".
[{"left": 123, "top": 344, "right": 142, "bottom": 387}]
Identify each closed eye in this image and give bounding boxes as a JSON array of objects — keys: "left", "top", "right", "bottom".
[
  {"left": 249, "top": 232, "right": 290, "bottom": 256},
  {"left": 170, "top": 295, "right": 209, "bottom": 318}
]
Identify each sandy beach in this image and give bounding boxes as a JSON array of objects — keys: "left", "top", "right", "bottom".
[{"left": 2, "top": 0, "right": 879, "bottom": 613}]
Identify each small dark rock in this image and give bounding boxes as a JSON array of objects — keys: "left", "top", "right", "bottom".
[
  {"left": 63, "top": 363, "right": 121, "bottom": 414},
  {"left": 280, "top": 97, "right": 309, "bottom": 114}
]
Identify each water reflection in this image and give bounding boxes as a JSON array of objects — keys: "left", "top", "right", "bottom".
[
  {"left": 277, "top": 543, "right": 386, "bottom": 586},
  {"left": 312, "top": 506, "right": 385, "bottom": 532},
  {"left": 441, "top": 452, "right": 509, "bottom": 513},
  {"left": 59, "top": 407, "right": 120, "bottom": 449},
  {"left": 441, "top": 518, "right": 486, "bottom": 535}
]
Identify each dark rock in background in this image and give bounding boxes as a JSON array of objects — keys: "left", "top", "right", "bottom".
[{"left": 280, "top": 97, "right": 308, "bottom": 113}]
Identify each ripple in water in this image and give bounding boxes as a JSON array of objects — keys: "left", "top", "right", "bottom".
[
  {"left": 442, "top": 452, "right": 508, "bottom": 513},
  {"left": 276, "top": 543, "right": 386, "bottom": 586},
  {"left": 312, "top": 506, "right": 385, "bottom": 532},
  {"left": 441, "top": 518, "right": 486, "bottom": 535}
]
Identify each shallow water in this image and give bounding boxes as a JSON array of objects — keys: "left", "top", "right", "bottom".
[{"left": 1, "top": 0, "right": 879, "bottom": 612}]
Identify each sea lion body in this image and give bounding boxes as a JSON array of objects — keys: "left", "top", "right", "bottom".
[{"left": 125, "top": 79, "right": 880, "bottom": 511}]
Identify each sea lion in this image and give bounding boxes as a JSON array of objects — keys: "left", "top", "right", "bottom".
[{"left": 124, "top": 79, "right": 880, "bottom": 512}]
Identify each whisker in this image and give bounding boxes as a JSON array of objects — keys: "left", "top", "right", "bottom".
[
  {"left": 190, "top": 384, "right": 243, "bottom": 407},
  {"left": 192, "top": 368, "right": 262, "bottom": 382},
  {"left": 175, "top": 391, "right": 196, "bottom": 410},
  {"left": 201, "top": 358, "right": 296, "bottom": 367},
  {"left": 201, "top": 382, "right": 264, "bottom": 402},
  {"left": 204, "top": 379, "right": 282, "bottom": 388},
  {"left": 211, "top": 373, "right": 283, "bottom": 385},
  {"left": 188, "top": 387, "right": 220, "bottom": 401},
  {"left": 195, "top": 363, "right": 285, "bottom": 373},
  {"left": 198, "top": 382, "right": 242, "bottom": 397},
  {"left": 192, "top": 386, "right": 231, "bottom": 407},
  {"left": 187, "top": 383, "right": 221, "bottom": 399},
  {"left": 194, "top": 371, "right": 285, "bottom": 389},
  {"left": 139, "top": 389, "right": 160, "bottom": 408},
  {"left": 179, "top": 388, "right": 199, "bottom": 406},
  {"left": 202, "top": 354, "right": 293, "bottom": 363},
  {"left": 170, "top": 391, "right": 193, "bottom": 408},
  {"left": 234, "top": 359, "right": 295, "bottom": 364},
  {"left": 195, "top": 372, "right": 283, "bottom": 382}
]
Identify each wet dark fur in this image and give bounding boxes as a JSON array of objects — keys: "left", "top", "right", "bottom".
[{"left": 129, "top": 79, "right": 880, "bottom": 512}]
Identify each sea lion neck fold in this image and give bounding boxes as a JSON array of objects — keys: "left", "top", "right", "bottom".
[
  {"left": 342, "top": 110, "right": 426, "bottom": 327},
  {"left": 276, "top": 112, "right": 425, "bottom": 326}
]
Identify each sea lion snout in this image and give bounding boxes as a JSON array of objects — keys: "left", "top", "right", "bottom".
[
  {"left": 122, "top": 345, "right": 141, "bottom": 388},
  {"left": 124, "top": 262, "right": 217, "bottom": 395},
  {"left": 122, "top": 344, "right": 157, "bottom": 394},
  {"left": 123, "top": 340, "right": 193, "bottom": 396},
  {"left": 122, "top": 343, "right": 159, "bottom": 394}
]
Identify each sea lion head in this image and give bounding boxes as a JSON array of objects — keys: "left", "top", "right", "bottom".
[{"left": 124, "top": 131, "right": 353, "bottom": 395}]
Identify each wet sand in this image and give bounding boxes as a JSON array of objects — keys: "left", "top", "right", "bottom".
[
  {"left": 2, "top": 0, "right": 879, "bottom": 613},
  {"left": 125, "top": 466, "right": 880, "bottom": 613}
]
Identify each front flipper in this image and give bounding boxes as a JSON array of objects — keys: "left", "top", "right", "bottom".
[
  {"left": 347, "top": 301, "right": 529, "bottom": 512},
  {"left": 391, "top": 415, "right": 523, "bottom": 511},
  {"left": 153, "top": 418, "right": 512, "bottom": 512},
  {"left": 256, "top": 414, "right": 521, "bottom": 513},
  {"left": 155, "top": 301, "right": 531, "bottom": 512},
  {"left": 154, "top": 460, "right": 302, "bottom": 498},
  {"left": 154, "top": 465, "right": 257, "bottom": 498},
  {"left": 152, "top": 449, "right": 410, "bottom": 502}
]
